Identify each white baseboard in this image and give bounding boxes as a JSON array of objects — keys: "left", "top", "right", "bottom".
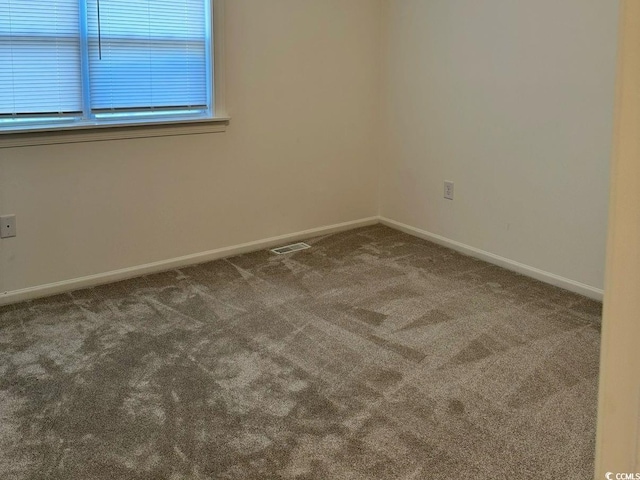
[
  {"left": 379, "top": 217, "right": 604, "bottom": 301},
  {"left": 0, "top": 215, "right": 604, "bottom": 306},
  {"left": 0, "top": 217, "right": 379, "bottom": 306}
]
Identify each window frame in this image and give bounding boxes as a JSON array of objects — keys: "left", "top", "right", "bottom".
[{"left": 0, "top": 0, "right": 228, "bottom": 147}]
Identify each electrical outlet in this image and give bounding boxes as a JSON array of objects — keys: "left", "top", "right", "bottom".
[
  {"left": 0, "top": 215, "right": 16, "bottom": 238},
  {"left": 444, "top": 181, "right": 454, "bottom": 200}
]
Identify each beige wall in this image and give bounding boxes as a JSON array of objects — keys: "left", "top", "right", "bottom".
[
  {"left": 381, "top": 0, "right": 619, "bottom": 290},
  {"left": 0, "top": 1, "right": 621, "bottom": 298},
  {"left": 0, "top": 0, "right": 384, "bottom": 294},
  {"left": 596, "top": 0, "right": 640, "bottom": 474}
]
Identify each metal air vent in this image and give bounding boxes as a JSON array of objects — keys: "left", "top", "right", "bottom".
[{"left": 270, "top": 242, "right": 311, "bottom": 255}]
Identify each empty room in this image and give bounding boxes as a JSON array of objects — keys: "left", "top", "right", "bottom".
[{"left": 1, "top": 0, "right": 638, "bottom": 479}]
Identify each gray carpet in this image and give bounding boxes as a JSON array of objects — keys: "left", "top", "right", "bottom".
[{"left": 0, "top": 225, "right": 601, "bottom": 479}]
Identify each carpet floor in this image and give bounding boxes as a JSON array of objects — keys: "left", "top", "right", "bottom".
[{"left": 0, "top": 225, "right": 601, "bottom": 479}]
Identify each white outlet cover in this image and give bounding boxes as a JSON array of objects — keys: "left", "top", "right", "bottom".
[
  {"left": 444, "top": 181, "right": 454, "bottom": 200},
  {"left": 0, "top": 215, "right": 16, "bottom": 238}
]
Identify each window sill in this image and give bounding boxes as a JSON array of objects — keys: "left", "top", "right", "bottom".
[{"left": 0, "top": 117, "right": 229, "bottom": 149}]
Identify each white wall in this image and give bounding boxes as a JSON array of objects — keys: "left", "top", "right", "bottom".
[
  {"left": 0, "top": 0, "right": 384, "bottom": 294},
  {"left": 0, "top": 0, "right": 621, "bottom": 298},
  {"left": 381, "top": 0, "right": 619, "bottom": 290}
]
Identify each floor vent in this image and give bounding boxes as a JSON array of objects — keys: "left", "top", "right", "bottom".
[{"left": 271, "top": 242, "right": 311, "bottom": 255}]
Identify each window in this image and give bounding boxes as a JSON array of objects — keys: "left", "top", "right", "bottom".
[{"left": 0, "top": 0, "right": 224, "bottom": 135}]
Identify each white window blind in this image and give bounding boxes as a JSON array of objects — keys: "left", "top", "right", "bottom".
[
  {"left": 0, "top": 0, "right": 82, "bottom": 117},
  {"left": 0, "top": 0, "right": 213, "bottom": 131},
  {"left": 87, "top": 0, "right": 208, "bottom": 113}
]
